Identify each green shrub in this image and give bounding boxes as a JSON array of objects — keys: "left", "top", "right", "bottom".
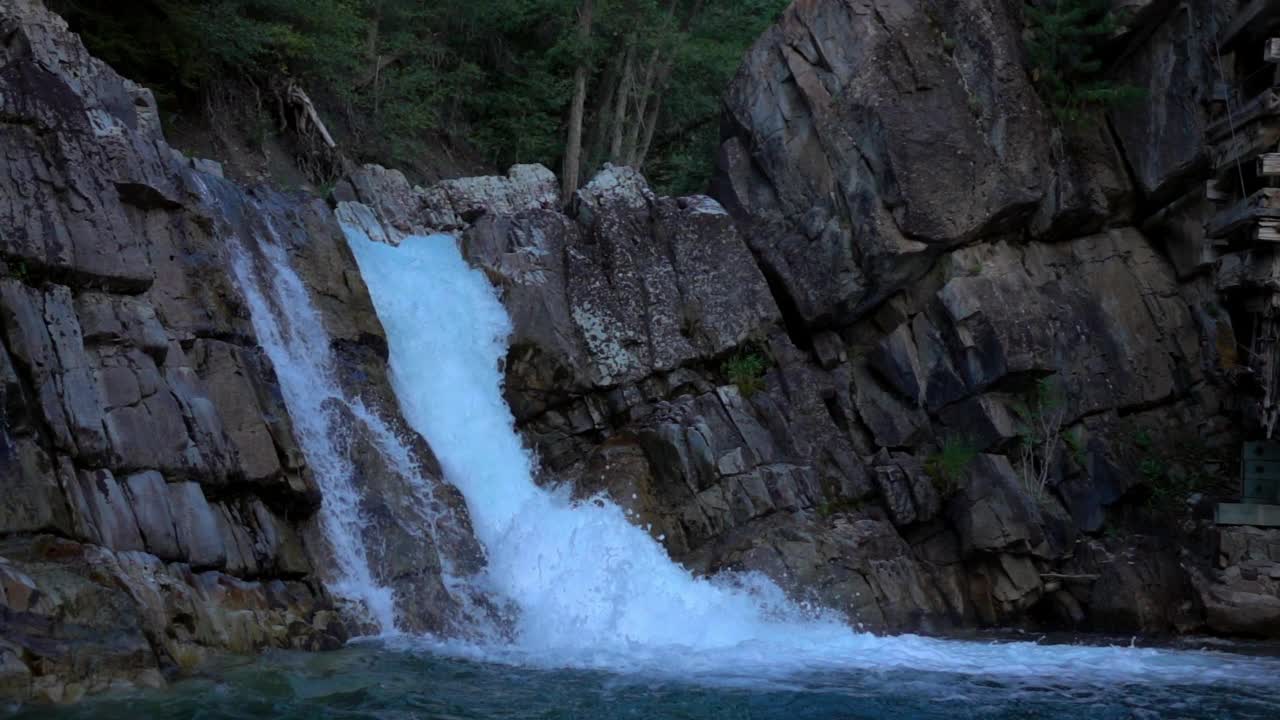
[
  {"left": 52, "top": 0, "right": 787, "bottom": 194},
  {"left": 1064, "top": 425, "right": 1087, "bottom": 466},
  {"left": 722, "top": 350, "right": 768, "bottom": 397},
  {"left": 1144, "top": 465, "right": 1202, "bottom": 513},
  {"left": 926, "top": 436, "right": 978, "bottom": 495},
  {"left": 1012, "top": 377, "right": 1069, "bottom": 503}
]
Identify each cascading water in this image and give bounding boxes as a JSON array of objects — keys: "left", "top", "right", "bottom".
[
  {"left": 228, "top": 233, "right": 399, "bottom": 634},
  {"left": 341, "top": 225, "right": 1280, "bottom": 689}
]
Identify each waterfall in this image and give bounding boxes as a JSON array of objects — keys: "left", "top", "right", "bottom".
[
  {"left": 228, "top": 235, "right": 399, "bottom": 633},
  {"left": 341, "top": 227, "right": 1280, "bottom": 686}
]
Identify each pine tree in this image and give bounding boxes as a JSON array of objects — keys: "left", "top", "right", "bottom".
[{"left": 1025, "top": 0, "right": 1142, "bottom": 123}]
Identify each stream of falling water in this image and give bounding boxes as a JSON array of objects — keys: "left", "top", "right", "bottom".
[
  {"left": 339, "top": 223, "right": 1280, "bottom": 690},
  {"left": 229, "top": 233, "right": 399, "bottom": 633}
]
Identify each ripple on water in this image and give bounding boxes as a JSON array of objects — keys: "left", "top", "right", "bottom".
[{"left": 9, "top": 640, "right": 1280, "bottom": 720}]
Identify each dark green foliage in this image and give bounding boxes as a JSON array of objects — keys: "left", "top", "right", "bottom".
[
  {"left": 1064, "top": 426, "right": 1087, "bottom": 467},
  {"left": 817, "top": 496, "right": 866, "bottom": 518},
  {"left": 641, "top": 0, "right": 786, "bottom": 193},
  {"left": 51, "top": 0, "right": 784, "bottom": 193},
  {"left": 925, "top": 436, "right": 978, "bottom": 495},
  {"left": 1120, "top": 426, "right": 1223, "bottom": 517},
  {"left": 1141, "top": 459, "right": 1201, "bottom": 514},
  {"left": 52, "top": 0, "right": 363, "bottom": 103},
  {"left": 721, "top": 350, "right": 768, "bottom": 397},
  {"left": 1132, "top": 428, "right": 1153, "bottom": 450},
  {"left": 1024, "top": 0, "right": 1143, "bottom": 123}
]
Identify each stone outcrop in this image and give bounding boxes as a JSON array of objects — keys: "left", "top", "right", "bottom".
[
  {"left": 713, "top": 0, "right": 1135, "bottom": 328},
  {"left": 338, "top": 0, "right": 1275, "bottom": 641},
  {"left": 5, "top": 0, "right": 1280, "bottom": 706},
  {"left": 1197, "top": 526, "right": 1280, "bottom": 636},
  {"left": 0, "top": 0, "right": 484, "bottom": 702},
  {"left": 338, "top": 159, "right": 1214, "bottom": 636}
]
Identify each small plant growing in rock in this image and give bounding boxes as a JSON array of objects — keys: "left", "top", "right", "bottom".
[
  {"left": 722, "top": 349, "right": 768, "bottom": 397},
  {"left": 1122, "top": 426, "right": 1220, "bottom": 519},
  {"left": 1145, "top": 465, "right": 1202, "bottom": 514},
  {"left": 1139, "top": 456, "right": 1166, "bottom": 483},
  {"left": 817, "top": 496, "right": 866, "bottom": 519},
  {"left": 926, "top": 436, "right": 978, "bottom": 495},
  {"left": 1013, "top": 377, "right": 1069, "bottom": 503},
  {"left": 1064, "top": 425, "right": 1087, "bottom": 467}
]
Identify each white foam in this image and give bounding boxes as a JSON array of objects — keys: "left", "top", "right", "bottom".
[{"left": 344, "top": 228, "right": 1280, "bottom": 688}]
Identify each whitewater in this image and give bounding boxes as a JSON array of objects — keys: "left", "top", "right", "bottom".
[{"left": 338, "top": 228, "right": 1280, "bottom": 689}]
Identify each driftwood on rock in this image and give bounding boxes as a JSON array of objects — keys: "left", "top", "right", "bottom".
[{"left": 285, "top": 80, "right": 337, "bottom": 149}]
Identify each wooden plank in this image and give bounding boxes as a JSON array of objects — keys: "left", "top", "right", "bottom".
[
  {"left": 1212, "top": 120, "right": 1280, "bottom": 180},
  {"left": 1206, "top": 188, "right": 1280, "bottom": 238},
  {"left": 1259, "top": 220, "right": 1280, "bottom": 242},
  {"left": 1221, "top": 0, "right": 1280, "bottom": 53},
  {"left": 1206, "top": 88, "right": 1280, "bottom": 142},
  {"left": 1267, "top": 38, "right": 1280, "bottom": 63},
  {"left": 1260, "top": 153, "right": 1280, "bottom": 176},
  {"left": 1216, "top": 502, "right": 1280, "bottom": 526}
]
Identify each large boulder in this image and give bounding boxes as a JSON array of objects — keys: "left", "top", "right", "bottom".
[{"left": 714, "top": 0, "right": 1133, "bottom": 327}]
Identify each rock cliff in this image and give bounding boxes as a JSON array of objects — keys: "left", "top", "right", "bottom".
[
  {"left": 340, "top": 0, "right": 1279, "bottom": 640},
  {"left": 0, "top": 0, "right": 484, "bottom": 702},
  {"left": 6, "top": 0, "right": 1280, "bottom": 707}
]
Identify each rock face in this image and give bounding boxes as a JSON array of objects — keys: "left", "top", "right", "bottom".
[
  {"left": 713, "top": 0, "right": 1132, "bottom": 326},
  {"left": 0, "top": 0, "right": 484, "bottom": 702},
  {"left": 340, "top": 0, "right": 1274, "bottom": 641},
  {"left": 4, "top": 0, "right": 1279, "bottom": 705}
]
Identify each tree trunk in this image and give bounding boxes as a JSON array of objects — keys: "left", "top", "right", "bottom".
[
  {"left": 632, "top": 0, "right": 703, "bottom": 169},
  {"left": 623, "top": 47, "right": 662, "bottom": 166},
  {"left": 609, "top": 38, "right": 636, "bottom": 163},
  {"left": 636, "top": 93, "right": 664, "bottom": 169},
  {"left": 561, "top": 0, "right": 595, "bottom": 199},
  {"left": 367, "top": 1, "right": 383, "bottom": 117},
  {"left": 584, "top": 54, "right": 623, "bottom": 176}
]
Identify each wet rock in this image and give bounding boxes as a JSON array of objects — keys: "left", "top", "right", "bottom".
[
  {"left": 1197, "top": 527, "right": 1280, "bottom": 637},
  {"left": 0, "top": 437, "right": 72, "bottom": 536},
  {"left": 458, "top": 166, "right": 779, "bottom": 394},
  {"left": 122, "top": 471, "right": 182, "bottom": 561},
  {"left": 1071, "top": 537, "right": 1200, "bottom": 634},
  {"left": 949, "top": 455, "right": 1042, "bottom": 554},
  {"left": 168, "top": 482, "right": 226, "bottom": 570},
  {"left": 873, "top": 463, "right": 917, "bottom": 527},
  {"left": 66, "top": 469, "right": 146, "bottom": 552},
  {"left": 0, "top": 0, "right": 480, "bottom": 699},
  {"left": 343, "top": 163, "right": 560, "bottom": 242}
]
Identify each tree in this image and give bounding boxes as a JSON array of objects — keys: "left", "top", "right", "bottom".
[
  {"left": 561, "top": 0, "right": 595, "bottom": 198},
  {"left": 1025, "top": 0, "right": 1142, "bottom": 123},
  {"left": 53, "top": 0, "right": 788, "bottom": 195}
]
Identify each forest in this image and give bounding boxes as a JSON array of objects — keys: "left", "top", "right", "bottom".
[{"left": 50, "top": 0, "right": 787, "bottom": 194}]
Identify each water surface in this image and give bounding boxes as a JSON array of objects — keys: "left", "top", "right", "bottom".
[{"left": 13, "top": 638, "right": 1280, "bottom": 720}]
